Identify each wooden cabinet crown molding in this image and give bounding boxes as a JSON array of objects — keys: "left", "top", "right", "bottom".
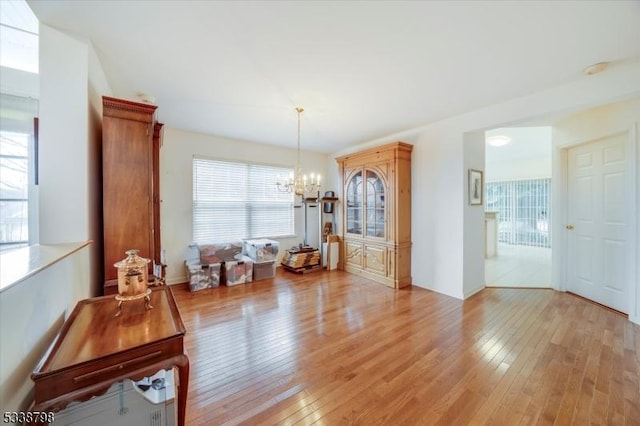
[
  {"left": 335, "top": 141, "right": 413, "bottom": 167},
  {"left": 102, "top": 96, "right": 158, "bottom": 123}
]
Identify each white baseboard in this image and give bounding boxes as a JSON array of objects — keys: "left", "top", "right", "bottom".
[
  {"left": 166, "top": 276, "right": 186, "bottom": 286},
  {"left": 464, "top": 284, "right": 485, "bottom": 299}
]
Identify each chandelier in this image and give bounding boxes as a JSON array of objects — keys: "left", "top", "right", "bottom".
[{"left": 276, "top": 107, "right": 321, "bottom": 196}]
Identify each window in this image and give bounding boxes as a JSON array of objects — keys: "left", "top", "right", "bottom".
[
  {"left": 485, "top": 178, "right": 551, "bottom": 248},
  {"left": 193, "top": 157, "right": 294, "bottom": 243},
  {"left": 1, "top": 0, "right": 39, "bottom": 252},
  {"left": 0, "top": 94, "right": 38, "bottom": 251}
]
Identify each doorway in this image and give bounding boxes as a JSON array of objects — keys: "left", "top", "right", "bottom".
[{"left": 484, "top": 127, "right": 552, "bottom": 288}]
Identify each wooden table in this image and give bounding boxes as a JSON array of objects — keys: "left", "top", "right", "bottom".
[{"left": 29, "top": 286, "right": 189, "bottom": 425}]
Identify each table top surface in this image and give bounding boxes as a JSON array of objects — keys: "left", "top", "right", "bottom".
[{"left": 33, "top": 286, "right": 185, "bottom": 376}]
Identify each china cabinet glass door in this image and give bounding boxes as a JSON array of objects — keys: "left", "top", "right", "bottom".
[
  {"left": 346, "top": 171, "right": 363, "bottom": 235},
  {"left": 366, "top": 170, "right": 385, "bottom": 238}
]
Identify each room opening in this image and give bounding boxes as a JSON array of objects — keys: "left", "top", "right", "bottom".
[{"left": 484, "top": 127, "right": 552, "bottom": 288}]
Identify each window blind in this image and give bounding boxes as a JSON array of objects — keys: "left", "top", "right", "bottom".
[
  {"left": 485, "top": 178, "right": 551, "bottom": 248},
  {"left": 193, "top": 157, "right": 294, "bottom": 243}
]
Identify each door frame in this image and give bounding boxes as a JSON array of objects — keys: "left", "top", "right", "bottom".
[{"left": 552, "top": 124, "right": 638, "bottom": 322}]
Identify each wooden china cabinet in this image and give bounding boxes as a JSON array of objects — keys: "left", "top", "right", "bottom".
[
  {"left": 336, "top": 141, "right": 413, "bottom": 288},
  {"left": 102, "top": 96, "right": 163, "bottom": 295}
]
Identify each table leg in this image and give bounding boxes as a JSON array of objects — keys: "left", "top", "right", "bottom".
[{"left": 175, "top": 354, "right": 190, "bottom": 426}]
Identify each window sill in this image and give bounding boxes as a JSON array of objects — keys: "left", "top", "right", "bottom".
[{"left": 0, "top": 241, "right": 92, "bottom": 293}]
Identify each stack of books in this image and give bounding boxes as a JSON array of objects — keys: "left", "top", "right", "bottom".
[{"left": 281, "top": 247, "right": 321, "bottom": 273}]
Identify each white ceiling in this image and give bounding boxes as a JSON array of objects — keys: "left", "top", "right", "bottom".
[
  {"left": 486, "top": 127, "right": 551, "bottom": 164},
  {"left": 26, "top": 0, "right": 640, "bottom": 154}
]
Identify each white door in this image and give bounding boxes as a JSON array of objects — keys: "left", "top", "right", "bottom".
[{"left": 567, "top": 133, "right": 630, "bottom": 313}]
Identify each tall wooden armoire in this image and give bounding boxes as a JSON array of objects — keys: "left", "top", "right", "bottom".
[
  {"left": 336, "top": 141, "right": 412, "bottom": 288},
  {"left": 102, "top": 96, "right": 163, "bottom": 295}
]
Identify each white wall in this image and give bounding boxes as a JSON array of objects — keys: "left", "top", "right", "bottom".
[
  {"left": 0, "top": 66, "right": 40, "bottom": 244},
  {"left": 413, "top": 131, "right": 465, "bottom": 298},
  {"left": 160, "top": 127, "right": 329, "bottom": 284},
  {"left": 485, "top": 156, "right": 551, "bottom": 181},
  {"left": 0, "top": 66, "right": 38, "bottom": 98},
  {"left": 463, "top": 131, "right": 486, "bottom": 297},
  {"left": 552, "top": 98, "right": 640, "bottom": 324},
  {"left": 331, "top": 58, "right": 640, "bottom": 300},
  {"left": 0, "top": 245, "right": 91, "bottom": 414},
  {"left": 38, "top": 24, "right": 111, "bottom": 296},
  {"left": 38, "top": 25, "right": 88, "bottom": 244}
]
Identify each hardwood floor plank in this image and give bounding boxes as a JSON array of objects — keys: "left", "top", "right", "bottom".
[
  {"left": 356, "top": 291, "right": 526, "bottom": 424},
  {"left": 421, "top": 295, "right": 537, "bottom": 422},
  {"left": 168, "top": 269, "right": 640, "bottom": 425},
  {"left": 470, "top": 296, "right": 561, "bottom": 424}
]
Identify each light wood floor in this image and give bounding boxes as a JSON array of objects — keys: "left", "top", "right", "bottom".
[
  {"left": 171, "top": 269, "right": 640, "bottom": 425},
  {"left": 485, "top": 244, "right": 552, "bottom": 288}
]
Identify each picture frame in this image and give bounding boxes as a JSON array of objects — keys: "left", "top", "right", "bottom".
[{"left": 468, "top": 169, "right": 483, "bottom": 205}]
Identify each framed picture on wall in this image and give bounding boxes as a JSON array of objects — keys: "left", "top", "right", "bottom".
[{"left": 468, "top": 169, "right": 483, "bottom": 205}]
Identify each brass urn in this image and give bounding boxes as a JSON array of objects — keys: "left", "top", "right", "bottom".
[{"left": 114, "top": 249, "right": 153, "bottom": 316}]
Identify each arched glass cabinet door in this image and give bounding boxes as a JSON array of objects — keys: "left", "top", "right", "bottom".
[
  {"left": 365, "top": 169, "right": 385, "bottom": 238},
  {"left": 345, "top": 170, "right": 363, "bottom": 235}
]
